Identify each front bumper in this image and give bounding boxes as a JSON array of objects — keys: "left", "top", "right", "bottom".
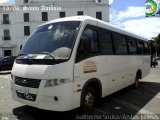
[{"left": 11, "top": 78, "right": 73, "bottom": 111}]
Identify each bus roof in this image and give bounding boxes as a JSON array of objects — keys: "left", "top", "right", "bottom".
[{"left": 40, "top": 16, "right": 148, "bottom": 41}]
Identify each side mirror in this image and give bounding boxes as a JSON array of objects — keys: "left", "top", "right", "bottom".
[{"left": 20, "top": 44, "right": 23, "bottom": 50}]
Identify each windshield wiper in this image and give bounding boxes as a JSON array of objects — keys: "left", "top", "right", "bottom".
[
  {"left": 40, "top": 52, "right": 57, "bottom": 61},
  {"left": 28, "top": 55, "right": 34, "bottom": 64}
]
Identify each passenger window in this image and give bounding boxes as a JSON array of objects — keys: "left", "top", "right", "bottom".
[
  {"left": 99, "top": 30, "right": 113, "bottom": 55},
  {"left": 144, "top": 42, "right": 150, "bottom": 55},
  {"left": 137, "top": 41, "right": 144, "bottom": 54},
  {"left": 76, "top": 27, "right": 99, "bottom": 62},
  {"left": 113, "top": 33, "right": 128, "bottom": 55},
  {"left": 83, "top": 29, "right": 99, "bottom": 53},
  {"left": 128, "top": 38, "right": 137, "bottom": 55}
]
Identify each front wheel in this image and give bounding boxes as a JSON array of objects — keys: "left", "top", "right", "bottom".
[{"left": 81, "top": 87, "right": 97, "bottom": 113}]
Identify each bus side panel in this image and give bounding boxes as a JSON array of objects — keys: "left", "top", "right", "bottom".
[
  {"left": 141, "top": 56, "right": 151, "bottom": 78},
  {"left": 72, "top": 55, "right": 150, "bottom": 109},
  {"left": 97, "top": 55, "right": 139, "bottom": 97},
  {"left": 73, "top": 55, "right": 139, "bottom": 108}
]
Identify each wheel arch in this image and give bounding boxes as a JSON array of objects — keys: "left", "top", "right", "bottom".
[{"left": 80, "top": 78, "right": 102, "bottom": 106}]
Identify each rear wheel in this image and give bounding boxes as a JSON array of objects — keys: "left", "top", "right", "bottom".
[
  {"left": 133, "top": 73, "right": 140, "bottom": 89},
  {"left": 81, "top": 87, "right": 97, "bottom": 113}
]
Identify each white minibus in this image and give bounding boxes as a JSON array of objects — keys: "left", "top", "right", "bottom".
[{"left": 11, "top": 16, "right": 150, "bottom": 112}]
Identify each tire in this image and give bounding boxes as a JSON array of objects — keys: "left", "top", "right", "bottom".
[
  {"left": 81, "top": 87, "right": 97, "bottom": 113},
  {"left": 133, "top": 74, "right": 140, "bottom": 89}
]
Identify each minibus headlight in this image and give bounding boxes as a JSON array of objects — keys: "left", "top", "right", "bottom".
[{"left": 44, "top": 79, "right": 70, "bottom": 87}]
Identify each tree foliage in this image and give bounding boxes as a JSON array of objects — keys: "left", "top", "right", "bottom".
[
  {"left": 150, "top": 34, "right": 160, "bottom": 56},
  {"left": 155, "top": 34, "right": 160, "bottom": 45}
]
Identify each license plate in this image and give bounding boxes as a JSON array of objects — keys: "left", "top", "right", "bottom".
[{"left": 17, "top": 87, "right": 30, "bottom": 94}]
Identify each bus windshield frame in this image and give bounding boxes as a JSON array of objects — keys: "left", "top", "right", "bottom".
[{"left": 20, "top": 21, "right": 81, "bottom": 60}]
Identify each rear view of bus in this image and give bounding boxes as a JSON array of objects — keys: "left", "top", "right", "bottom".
[{"left": 11, "top": 16, "right": 150, "bottom": 112}]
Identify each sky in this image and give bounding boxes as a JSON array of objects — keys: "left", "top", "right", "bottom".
[
  {"left": 0, "top": 0, "right": 15, "bottom": 4},
  {"left": 110, "top": 0, "right": 160, "bottom": 39},
  {"left": 0, "top": 0, "right": 160, "bottom": 39}
]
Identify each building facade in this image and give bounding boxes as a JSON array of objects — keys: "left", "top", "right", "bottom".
[
  {"left": 0, "top": 5, "right": 17, "bottom": 56},
  {"left": 0, "top": 0, "right": 109, "bottom": 56}
]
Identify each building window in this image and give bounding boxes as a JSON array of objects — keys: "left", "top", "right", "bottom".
[
  {"left": 3, "top": 14, "right": 10, "bottom": 24},
  {"left": 42, "top": 12, "right": 48, "bottom": 21},
  {"left": 24, "top": 26, "right": 30, "bottom": 36},
  {"left": 24, "top": 13, "right": 29, "bottom": 22},
  {"left": 77, "top": 11, "right": 83, "bottom": 16},
  {"left": 96, "top": 0, "right": 101, "bottom": 3},
  {"left": 3, "top": 29, "right": 11, "bottom": 40},
  {"left": 96, "top": 12, "right": 102, "bottom": 20},
  {"left": 24, "top": 0, "right": 28, "bottom": 3},
  {"left": 3, "top": 50, "right": 12, "bottom": 56},
  {"left": 59, "top": 12, "right": 65, "bottom": 18}
]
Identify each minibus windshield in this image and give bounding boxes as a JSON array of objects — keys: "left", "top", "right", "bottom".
[{"left": 21, "top": 21, "right": 81, "bottom": 60}]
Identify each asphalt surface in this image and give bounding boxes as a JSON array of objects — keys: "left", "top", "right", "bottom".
[{"left": 0, "top": 63, "right": 160, "bottom": 120}]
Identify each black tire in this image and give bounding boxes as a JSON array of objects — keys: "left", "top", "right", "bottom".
[
  {"left": 133, "top": 73, "right": 140, "bottom": 89},
  {"left": 81, "top": 87, "right": 97, "bottom": 113}
]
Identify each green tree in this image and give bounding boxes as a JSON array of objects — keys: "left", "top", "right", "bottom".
[
  {"left": 148, "top": 40, "right": 156, "bottom": 55},
  {"left": 154, "top": 34, "right": 160, "bottom": 56},
  {"left": 155, "top": 34, "right": 160, "bottom": 45}
]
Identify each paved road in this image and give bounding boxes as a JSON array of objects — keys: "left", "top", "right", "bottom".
[{"left": 0, "top": 64, "right": 160, "bottom": 120}]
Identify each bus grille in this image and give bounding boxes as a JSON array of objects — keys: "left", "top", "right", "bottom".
[
  {"left": 16, "top": 91, "right": 37, "bottom": 101},
  {"left": 15, "top": 76, "right": 41, "bottom": 88}
]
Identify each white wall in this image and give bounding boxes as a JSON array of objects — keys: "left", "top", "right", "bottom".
[
  {"left": 0, "top": 0, "right": 109, "bottom": 56},
  {"left": 0, "top": 6, "right": 17, "bottom": 56}
]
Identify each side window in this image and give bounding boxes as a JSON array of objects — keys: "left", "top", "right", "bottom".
[
  {"left": 88, "top": 29, "right": 99, "bottom": 53},
  {"left": 144, "top": 42, "right": 150, "bottom": 55},
  {"left": 137, "top": 40, "right": 144, "bottom": 55},
  {"left": 113, "top": 33, "right": 128, "bottom": 55},
  {"left": 99, "top": 29, "right": 113, "bottom": 55},
  {"left": 76, "top": 27, "right": 99, "bottom": 62},
  {"left": 128, "top": 38, "right": 137, "bottom": 55}
]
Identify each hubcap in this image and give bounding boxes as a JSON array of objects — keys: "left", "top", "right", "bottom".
[{"left": 85, "top": 92, "right": 94, "bottom": 109}]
